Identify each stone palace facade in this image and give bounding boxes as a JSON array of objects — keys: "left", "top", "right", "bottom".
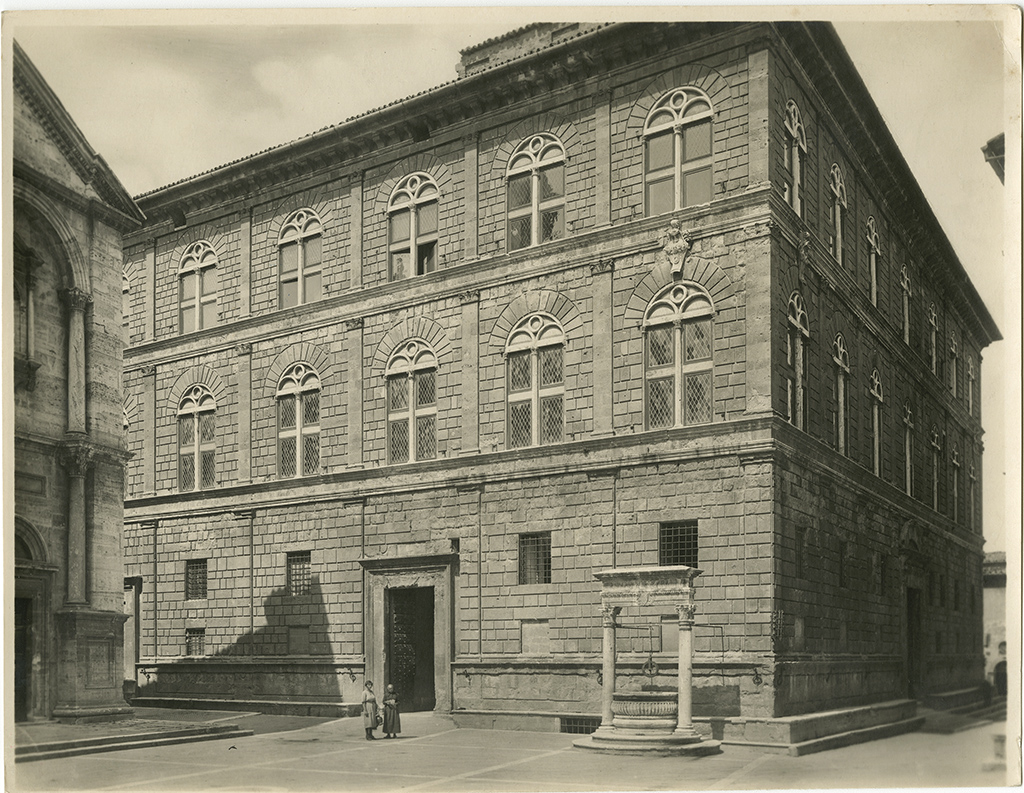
[{"left": 120, "top": 23, "right": 1000, "bottom": 740}]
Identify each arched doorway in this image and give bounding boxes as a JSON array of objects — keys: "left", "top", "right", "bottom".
[{"left": 14, "top": 518, "right": 56, "bottom": 721}]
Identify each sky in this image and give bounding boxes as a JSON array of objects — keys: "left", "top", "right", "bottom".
[{"left": 6, "top": 7, "right": 1019, "bottom": 552}]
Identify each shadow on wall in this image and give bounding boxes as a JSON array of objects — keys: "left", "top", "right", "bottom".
[{"left": 135, "top": 577, "right": 344, "bottom": 702}]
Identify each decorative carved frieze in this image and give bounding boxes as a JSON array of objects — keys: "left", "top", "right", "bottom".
[
  {"left": 139, "top": 365, "right": 156, "bottom": 378},
  {"left": 234, "top": 342, "right": 253, "bottom": 356},
  {"left": 459, "top": 291, "right": 480, "bottom": 305},
  {"left": 343, "top": 317, "right": 364, "bottom": 331},
  {"left": 590, "top": 258, "right": 615, "bottom": 276},
  {"left": 658, "top": 220, "right": 694, "bottom": 276}
]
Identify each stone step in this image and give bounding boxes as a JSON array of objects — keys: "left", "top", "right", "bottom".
[
  {"left": 16, "top": 726, "right": 254, "bottom": 763},
  {"left": 131, "top": 696, "right": 362, "bottom": 718}
]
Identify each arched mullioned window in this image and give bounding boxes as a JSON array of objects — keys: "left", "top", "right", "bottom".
[
  {"left": 967, "top": 356, "right": 976, "bottom": 415},
  {"left": 929, "top": 425, "right": 942, "bottom": 511},
  {"left": 786, "top": 292, "right": 810, "bottom": 429},
  {"left": 278, "top": 208, "right": 323, "bottom": 309},
  {"left": 866, "top": 216, "right": 881, "bottom": 306},
  {"left": 178, "top": 241, "right": 218, "bottom": 333},
  {"left": 177, "top": 385, "right": 216, "bottom": 491},
  {"left": 900, "top": 265, "right": 912, "bottom": 345},
  {"left": 388, "top": 173, "right": 438, "bottom": 281},
  {"left": 386, "top": 340, "right": 438, "bottom": 464},
  {"left": 869, "top": 369, "right": 884, "bottom": 477},
  {"left": 644, "top": 283, "right": 714, "bottom": 429},
  {"left": 505, "top": 313, "right": 565, "bottom": 448},
  {"left": 951, "top": 443, "right": 962, "bottom": 524},
  {"left": 948, "top": 332, "right": 959, "bottom": 397},
  {"left": 832, "top": 333, "right": 850, "bottom": 454},
  {"left": 644, "top": 88, "right": 714, "bottom": 216},
  {"left": 828, "top": 164, "right": 848, "bottom": 266},
  {"left": 277, "top": 363, "right": 321, "bottom": 478},
  {"left": 927, "top": 303, "right": 938, "bottom": 374},
  {"left": 506, "top": 134, "right": 566, "bottom": 251},
  {"left": 783, "top": 100, "right": 807, "bottom": 216}
]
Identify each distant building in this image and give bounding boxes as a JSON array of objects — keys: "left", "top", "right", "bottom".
[
  {"left": 982, "top": 133, "right": 1005, "bottom": 183},
  {"left": 12, "top": 41, "right": 143, "bottom": 721},
  {"left": 983, "top": 551, "right": 1007, "bottom": 694},
  {"left": 121, "top": 22, "right": 999, "bottom": 745}
]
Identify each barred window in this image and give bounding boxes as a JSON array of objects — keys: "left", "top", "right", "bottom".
[
  {"left": 659, "top": 522, "right": 698, "bottom": 568},
  {"left": 185, "top": 628, "right": 205, "bottom": 657},
  {"left": 783, "top": 100, "right": 807, "bottom": 216},
  {"left": 518, "top": 532, "right": 552, "bottom": 585},
  {"left": 786, "top": 292, "right": 809, "bottom": 430},
  {"left": 287, "top": 550, "right": 312, "bottom": 596},
  {"left": 386, "top": 340, "right": 438, "bottom": 464},
  {"left": 644, "top": 283, "right": 714, "bottom": 429},
  {"left": 178, "top": 385, "right": 216, "bottom": 492},
  {"left": 178, "top": 241, "right": 218, "bottom": 333},
  {"left": 278, "top": 208, "right": 323, "bottom": 309},
  {"left": 277, "top": 363, "right": 321, "bottom": 479},
  {"left": 644, "top": 87, "right": 714, "bottom": 215},
  {"left": 507, "top": 134, "right": 566, "bottom": 251},
  {"left": 185, "top": 558, "right": 208, "bottom": 601},
  {"left": 506, "top": 314, "right": 565, "bottom": 449},
  {"left": 388, "top": 173, "right": 439, "bottom": 280},
  {"left": 827, "top": 163, "right": 848, "bottom": 266}
]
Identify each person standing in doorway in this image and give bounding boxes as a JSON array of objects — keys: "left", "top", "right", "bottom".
[
  {"left": 362, "top": 680, "right": 379, "bottom": 740},
  {"left": 383, "top": 683, "right": 401, "bottom": 738}
]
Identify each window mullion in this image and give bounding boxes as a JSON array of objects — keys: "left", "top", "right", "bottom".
[
  {"left": 296, "top": 240, "right": 306, "bottom": 305},
  {"left": 673, "top": 128, "right": 683, "bottom": 211},
  {"left": 674, "top": 324, "right": 684, "bottom": 426},
  {"left": 408, "top": 372, "right": 417, "bottom": 462},
  {"left": 531, "top": 170, "right": 541, "bottom": 247},
  {"left": 532, "top": 350, "right": 541, "bottom": 446},
  {"left": 410, "top": 209, "right": 419, "bottom": 274}
]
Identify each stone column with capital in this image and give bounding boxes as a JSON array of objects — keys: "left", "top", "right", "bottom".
[
  {"left": 63, "top": 288, "right": 92, "bottom": 434},
  {"left": 59, "top": 443, "right": 93, "bottom": 606},
  {"left": 600, "top": 604, "right": 620, "bottom": 728},
  {"left": 675, "top": 602, "right": 697, "bottom": 738}
]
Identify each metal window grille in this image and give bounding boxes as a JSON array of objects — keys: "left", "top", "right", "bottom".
[
  {"left": 560, "top": 717, "right": 601, "bottom": 735},
  {"left": 659, "top": 523, "right": 698, "bottom": 568},
  {"left": 519, "top": 532, "right": 552, "bottom": 584},
  {"left": 185, "top": 628, "right": 205, "bottom": 657},
  {"left": 288, "top": 551, "right": 312, "bottom": 596},
  {"left": 185, "top": 559, "right": 207, "bottom": 600}
]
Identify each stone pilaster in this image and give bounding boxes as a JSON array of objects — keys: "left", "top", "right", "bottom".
[
  {"left": 463, "top": 134, "right": 479, "bottom": 260},
  {"left": 62, "top": 288, "right": 91, "bottom": 435},
  {"left": 235, "top": 343, "right": 252, "bottom": 483},
  {"left": 345, "top": 318, "right": 364, "bottom": 467},
  {"left": 591, "top": 260, "right": 614, "bottom": 436},
  {"left": 460, "top": 291, "right": 480, "bottom": 454},
  {"left": 58, "top": 441, "right": 93, "bottom": 606}
]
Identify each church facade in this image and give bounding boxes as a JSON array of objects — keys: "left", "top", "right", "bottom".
[
  {"left": 120, "top": 23, "right": 999, "bottom": 739},
  {"left": 12, "top": 41, "right": 143, "bottom": 721}
]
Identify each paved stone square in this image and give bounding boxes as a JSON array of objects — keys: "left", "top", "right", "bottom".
[{"left": 12, "top": 712, "right": 1012, "bottom": 792}]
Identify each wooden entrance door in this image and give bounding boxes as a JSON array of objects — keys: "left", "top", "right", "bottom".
[{"left": 386, "top": 587, "right": 435, "bottom": 712}]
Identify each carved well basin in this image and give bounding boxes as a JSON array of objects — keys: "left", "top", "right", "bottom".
[{"left": 611, "top": 691, "right": 677, "bottom": 731}]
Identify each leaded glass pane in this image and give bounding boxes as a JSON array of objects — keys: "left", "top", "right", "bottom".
[
  {"left": 416, "top": 415, "right": 436, "bottom": 460},
  {"left": 389, "top": 210, "right": 411, "bottom": 243},
  {"left": 178, "top": 416, "right": 195, "bottom": 447},
  {"left": 508, "top": 351, "right": 531, "bottom": 393},
  {"left": 388, "top": 376, "right": 409, "bottom": 412},
  {"left": 417, "top": 241, "right": 436, "bottom": 275},
  {"left": 416, "top": 370, "right": 436, "bottom": 407},
  {"left": 305, "top": 235, "right": 322, "bottom": 266},
  {"left": 539, "top": 164, "right": 564, "bottom": 200},
  {"left": 647, "top": 377, "right": 674, "bottom": 429},
  {"left": 302, "top": 434, "right": 320, "bottom": 475},
  {"left": 508, "top": 400, "right": 532, "bottom": 449},
  {"left": 200, "top": 451, "right": 216, "bottom": 488},
  {"left": 180, "top": 304, "right": 196, "bottom": 334},
  {"left": 684, "top": 371, "right": 712, "bottom": 425},
  {"left": 646, "top": 177, "right": 674, "bottom": 217},
  {"left": 508, "top": 173, "right": 532, "bottom": 210},
  {"left": 508, "top": 215, "right": 532, "bottom": 251},
  {"left": 279, "top": 397, "right": 296, "bottom": 430},
  {"left": 389, "top": 418, "right": 409, "bottom": 464},
  {"left": 418, "top": 202, "right": 438, "bottom": 235},
  {"left": 302, "top": 391, "right": 320, "bottom": 426},
  {"left": 683, "top": 120, "right": 711, "bottom": 161},
  {"left": 648, "top": 326, "right": 674, "bottom": 368},
  {"left": 200, "top": 299, "right": 217, "bottom": 329},
  {"left": 646, "top": 131, "right": 674, "bottom": 173},
  {"left": 280, "top": 242, "right": 298, "bottom": 274},
  {"left": 541, "top": 395, "right": 562, "bottom": 444},
  {"left": 685, "top": 319, "right": 712, "bottom": 361},
  {"left": 304, "top": 271, "right": 322, "bottom": 302},
  {"left": 178, "top": 452, "right": 195, "bottom": 491},
  {"left": 199, "top": 412, "right": 215, "bottom": 442},
  {"left": 280, "top": 436, "right": 296, "bottom": 478},
  {"left": 541, "top": 208, "right": 564, "bottom": 242},
  {"left": 683, "top": 167, "right": 712, "bottom": 207},
  {"left": 540, "top": 346, "right": 563, "bottom": 387}
]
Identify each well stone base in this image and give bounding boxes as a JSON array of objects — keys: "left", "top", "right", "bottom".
[{"left": 574, "top": 727, "right": 723, "bottom": 757}]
